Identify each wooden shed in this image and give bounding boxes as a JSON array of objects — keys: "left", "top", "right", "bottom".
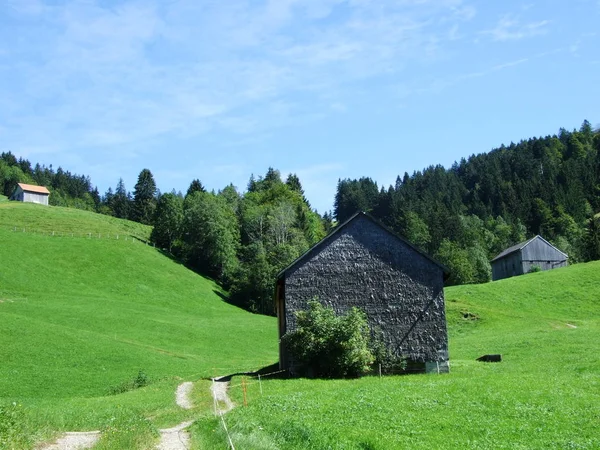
[
  {"left": 275, "top": 212, "right": 450, "bottom": 375},
  {"left": 491, "top": 235, "right": 568, "bottom": 281},
  {"left": 9, "top": 183, "right": 50, "bottom": 206}
]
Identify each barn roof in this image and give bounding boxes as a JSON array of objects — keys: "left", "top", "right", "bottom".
[
  {"left": 277, "top": 211, "right": 448, "bottom": 280},
  {"left": 17, "top": 183, "right": 50, "bottom": 195},
  {"left": 491, "top": 235, "right": 568, "bottom": 262}
]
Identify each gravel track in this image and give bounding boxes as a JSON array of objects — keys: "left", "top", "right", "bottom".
[
  {"left": 40, "top": 381, "right": 197, "bottom": 450},
  {"left": 155, "top": 381, "right": 196, "bottom": 449},
  {"left": 156, "top": 420, "right": 194, "bottom": 450},
  {"left": 211, "top": 377, "right": 234, "bottom": 414},
  {"left": 40, "top": 431, "right": 100, "bottom": 450},
  {"left": 176, "top": 381, "right": 194, "bottom": 409}
]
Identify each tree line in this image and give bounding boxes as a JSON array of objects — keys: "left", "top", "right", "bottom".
[
  {"left": 334, "top": 121, "right": 600, "bottom": 284},
  {"left": 150, "top": 169, "right": 329, "bottom": 314},
  {"left": 0, "top": 155, "right": 328, "bottom": 314},
  {"left": 2, "top": 120, "right": 599, "bottom": 312}
]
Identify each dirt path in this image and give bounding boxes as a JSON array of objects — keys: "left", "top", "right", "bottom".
[
  {"left": 176, "top": 381, "right": 194, "bottom": 410},
  {"left": 211, "top": 377, "right": 234, "bottom": 414},
  {"left": 155, "top": 377, "right": 235, "bottom": 449},
  {"left": 155, "top": 382, "right": 196, "bottom": 449},
  {"left": 41, "top": 381, "right": 196, "bottom": 450},
  {"left": 156, "top": 420, "right": 194, "bottom": 450},
  {"left": 40, "top": 431, "right": 100, "bottom": 450}
]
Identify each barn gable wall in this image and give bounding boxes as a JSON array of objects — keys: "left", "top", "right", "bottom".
[
  {"left": 521, "top": 237, "right": 567, "bottom": 265},
  {"left": 282, "top": 215, "right": 448, "bottom": 370}
]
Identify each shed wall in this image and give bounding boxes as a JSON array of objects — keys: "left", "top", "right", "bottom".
[
  {"left": 23, "top": 191, "right": 49, "bottom": 206},
  {"left": 521, "top": 237, "right": 567, "bottom": 271},
  {"left": 282, "top": 215, "right": 448, "bottom": 372},
  {"left": 521, "top": 259, "right": 568, "bottom": 273},
  {"left": 491, "top": 251, "right": 523, "bottom": 281},
  {"left": 10, "top": 187, "right": 49, "bottom": 205},
  {"left": 10, "top": 187, "right": 24, "bottom": 202}
]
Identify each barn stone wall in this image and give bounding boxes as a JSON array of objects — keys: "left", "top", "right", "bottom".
[{"left": 282, "top": 215, "right": 449, "bottom": 373}]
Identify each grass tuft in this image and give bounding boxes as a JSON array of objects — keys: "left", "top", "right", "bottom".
[
  {"left": 95, "top": 407, "right": 158, "bottom": 450},
  {"left": 0, "top": 402, "right": 32, "bottom": 449}
]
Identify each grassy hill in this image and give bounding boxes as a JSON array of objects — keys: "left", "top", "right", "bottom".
[
  {"left": 0, "top": 202, "right": 278, "bottom": 447},
  {"left": 195, "top": 263, "right": 600, "bottom": 449},
  {"left": 2, "top": 200, "right": 599, "bottom": 449},
  {"left": 0, "top": 201, "right": 150, "bottom": 241}
]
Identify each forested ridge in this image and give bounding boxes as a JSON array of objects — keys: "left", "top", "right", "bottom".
[
  {"left": 2, "top": 120, "right": 600, "bottom": 313},
  {"left": 334, "top": 121, "right": 600, "bottom": 285}
]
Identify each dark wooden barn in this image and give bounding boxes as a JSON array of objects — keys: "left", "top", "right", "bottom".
[
  {"left": 491, "top": 235, "right": 568, "bottom": 281},
  {"left": 275, "top": 212, "right": 450, "bottom": 375}
]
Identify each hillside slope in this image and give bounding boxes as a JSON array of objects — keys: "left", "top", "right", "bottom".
[
  {"left": 0, "top": 202, "right": 278, "bottom": 445},
  {"left": 196, "top": 263, "right": 600, "bottom": 449}
]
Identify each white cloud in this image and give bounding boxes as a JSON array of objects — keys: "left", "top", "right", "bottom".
[
  {"left": 1, "top": 0, "right": 482, "bottom": 154},
  {"left": 2, "top": 0, "right": 561, "bottom": 200},
  {"left": 482, "top": 15, "right": 550, "bottom": 41}
]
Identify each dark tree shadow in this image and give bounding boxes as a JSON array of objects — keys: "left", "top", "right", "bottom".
[
  {"left": 156, "top": 248, "right": 186, "bottom": 266},
  {"left": 204, "top": 362, "right": 287, "bottom": 382}
]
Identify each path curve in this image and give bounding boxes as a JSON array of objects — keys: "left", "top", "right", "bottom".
[
  {"left": 41, "top": 381, "right": 196, "bottom": 450},
  {"left": 156, "top": 420, "right": 194, "bottom": 450},
  {"left": 211, "top": 376, "right": 234, "bottom": 414},
  {"left": 40, "top": 431, "right": 100, "bottom": 450},
  {"left": 155, "top": 381, "right": 196, "bottom": 449},
  {"left": 176, "top": 381, "right": 194, "bottom": 410}
]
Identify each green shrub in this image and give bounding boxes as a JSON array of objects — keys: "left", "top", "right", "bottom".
[
  {"left": 529, "top": 265, "right": 542, "bottom": 273},
  {"left": 370, "top": 328, "right": 407, "bottom": 375},
  {"left": 107, "top": 370, "right": 150, "bottom": 395},
  {"left": 0, "top": 402, "right": 31, "bottom": 449},
  {"left": 282, "top": 301, "right": 374, "bottom": 378}
]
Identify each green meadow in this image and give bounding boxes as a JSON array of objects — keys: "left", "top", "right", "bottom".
[
  {"left": 196, "top": 263, "right": 600, "bottom": 449},
  {"left": 0, "top": 202, "right": 151, "bottom": 241},
  {"left": 2, "top": 201, "right": 600, "bottom": 449},
  {"left": 0, "top": 202, "right": 278, "bottom": 448}
]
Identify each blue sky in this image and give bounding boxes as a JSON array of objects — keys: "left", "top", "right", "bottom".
[{"left": 1, "top": 0, "right": 599, "bottom": 213}]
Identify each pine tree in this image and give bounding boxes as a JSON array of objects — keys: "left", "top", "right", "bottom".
[
  {"left": 132, "top": 169, "right": 157, "bottom": 225},
  {"left": 186, "top": 179, "right": 205, "bottom": 198},
  {"left": 286, "top": 173, "right": 303, "bottom": 194},
  {"left": 112, "top": 178, "right": 130, "bottom": 219}
]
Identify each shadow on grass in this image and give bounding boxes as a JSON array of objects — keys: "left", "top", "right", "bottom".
[
  {"left": 205, "top": 362, "right": 287, "bottom": 382},
  {"left": 155, "top": 248, "right": 186, "bottom": 266},
  {"left": 212, "top": 289, "right": 257, "bottom": 313}
]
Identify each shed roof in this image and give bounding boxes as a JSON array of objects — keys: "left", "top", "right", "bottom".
[
  {"left": 277, "top": 211, "right": 448, "bottom": 280},
  {"left": 491, "top": 235, "right": 568, "bottom": 262},
  {"left": 17, "top": 183, "right": 50, "bottom": 195}
]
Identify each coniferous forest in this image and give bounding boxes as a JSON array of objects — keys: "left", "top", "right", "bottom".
[{"left": 2, "top": 121, "right": 600, "bottom": 314}]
